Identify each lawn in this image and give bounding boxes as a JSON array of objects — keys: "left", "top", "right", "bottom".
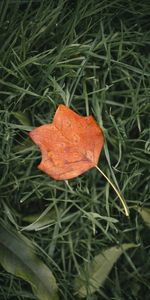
[{"left": 0, "top": 1, "right": 150, "bottom": 299}]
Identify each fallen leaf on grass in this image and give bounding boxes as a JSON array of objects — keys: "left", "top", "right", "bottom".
[
  {"left": 29, "top": 104, "right": 129, "bottom": 216},
  {"left": 29, "top": 104, "right": 104, "bottom": 180}
]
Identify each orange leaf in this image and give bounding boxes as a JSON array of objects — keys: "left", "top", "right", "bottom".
[
  {"left": 29, "top": 105, "right": 129, "bottom": 216},
  {"left": 29, "top": 105, "right": 104, "bottom": 180}
]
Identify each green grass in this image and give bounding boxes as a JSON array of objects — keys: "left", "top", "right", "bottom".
[{"left": 0, "top": 0, "right": 150, "bottom": 299}]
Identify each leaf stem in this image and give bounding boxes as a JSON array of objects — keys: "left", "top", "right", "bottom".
[{"left": 95, "top": 165, "right": 129, "bottom": 217}]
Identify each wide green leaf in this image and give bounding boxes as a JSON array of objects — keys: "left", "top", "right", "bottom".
[
  {"left": 74, "top": 243, "right": 136, "bottom": 298},
  {"left": 12, "top": 111, "right": 31, "bottom": 126},
  {"left": 0, "top": 222, "right": 58, "bottom": 300},
  {"left": 22, "top": 207, "right": 63, "bottom": 231},
  {"left": 137, "top": 207, "right": 150, "bottom": 229}
]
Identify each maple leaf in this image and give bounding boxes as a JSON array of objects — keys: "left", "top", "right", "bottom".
[{"left": 29, "top": 104, "right": 104, "bottom": 180}]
